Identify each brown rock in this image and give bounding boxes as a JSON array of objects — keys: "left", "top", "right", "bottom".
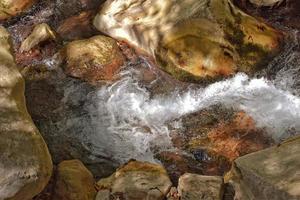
[
  {"left": 0, "top": 0, "right": 36, "bottom": 21},
  {"left": 0, "top": 26, "right": 53, "bottom": 200},
  {"left": 178, "top": 173, "right": 224, "bottom": 200},
  {"left": 63, "top": 35, "right": 125, "bottom": 84},
  {"left": 53, "top": 160, "right": 97, "bottom": 200},
  {"left": 57, "top": 11, "right": 97, "bottom": 41},
  {"left": 96, "top": 160, "right": 172, "bottom": 200}
]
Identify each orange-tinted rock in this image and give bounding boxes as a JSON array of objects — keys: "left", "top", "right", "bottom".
[
  {"left": 168, "top": 105, "right": 274, "bottom": 176},
  {"left": 63, "top": 35, "right": 125, "bottom": 84}
]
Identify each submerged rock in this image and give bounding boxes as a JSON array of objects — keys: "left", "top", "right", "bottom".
[
  {"left": 94, "top": 0, "right": 283, "bottom": 83},
  {"left": 0, "top": 26, "right": 52, "bottom": 200},
  {"left": 167, "top": 105, "right": 273, "bottom": 176},
  {"left": 227, "top": 135, "right": 300, "bottom": 200},
  {"left": 63, "top": 35, "right": 125, "bottom": 84},
  {"left": 20, "top": 23, "right": 56, "bottom": 53},
  {"left": 96, "top": 160, "right": 172, "bottom": 200},
  {"left": 178, "top": 173, "right": 224, "bottom": 200},
  {"left": 53, "top": 160, "right": 97, "bottom": 200},
  {"left": 0, "top": 0, "right": 36, "bottom": 21}
]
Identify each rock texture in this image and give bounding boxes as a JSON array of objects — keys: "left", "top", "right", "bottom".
[
  {"left": 96, "top": 160, "right": 172, "bottom": 200},
  {"left": 63, "top": 35, "right": 125, "bottom": 84},
  {"left": 20, "top": 23, "right": 56, "bottom": 53},
  {"left": 0, "top": 0, "right": 36, "bottom": 20},
  {"left": 178, "top": 173, "right": 224, "bottom": 200},
  {"left": 53, "top": 160, "right": 97, "bottom": 200},
  {"left": 228, "top": 136, "right": 300, "bottom": 200},
  {"left": 94, "top": 0, "right": 283, "bottom": 83},
  {"left": 0, "top": 26, "right": 52, "bottom": 200}
]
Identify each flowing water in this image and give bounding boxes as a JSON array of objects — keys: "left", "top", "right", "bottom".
[{"left": 51, "top": 30, "right": 300, "bottom": 165}]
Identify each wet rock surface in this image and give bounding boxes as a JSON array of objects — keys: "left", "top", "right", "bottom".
[{"left": 94, "top": 0, "right": 283, "bottom": 83}]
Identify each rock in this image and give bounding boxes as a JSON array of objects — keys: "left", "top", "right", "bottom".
[
  {"left": 20, "top": 23, "right": 56, "bottom": 53},
  {"left": 178, "top": 173, "right": 224, "bottom": 200},
  {"left": 228, "top": 135, "right": 300, "bottom": 200},
  {"left": 169, "top": 105, "right": 273, "bottom": 176},
  {"left": 57, "top": 11, "right": 97, "bottom": 41},
  {"left": 0, "top": 26, "right": 52, "bottom": 200},
  {"left": 96, "top": 160, "right": 172, "bottom": 200},
  {"left": 94, "top": 0, "right": 283, "bottom": 83},
  {"left": 95, "top": 190, "right": 110, "bottom": 200},
  {"left": 167, "top": 187, "right": 179, "bottom": 200},
  {"left": 63, "top": 35, "right": 125, "bottom": 84},
  {"left": 53, "top": 160, "right": 97, "bottom": 200},
  {"left": 155, "top": 151, "right": 202, "bottom": 185},
  {"left": 249, "top": 0, "right": 284, "bottom": 7},
  {"left": 0, "top": 0, "right": 36, "bottom": 21}
]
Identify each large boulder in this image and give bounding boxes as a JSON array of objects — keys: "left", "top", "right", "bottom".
[
  {"left": 0, "top": 0, "right": 36, "bottom": 21},
  {"left": 63, "top": 35, "right": 125, "bottom": 84},
  {"left": 0, "top": 26, "right": 52, "bottom": 200},
  {"left": 227, "top": 136, "right": 300, "bottom": 200},
  {"left": 53, "top": 160, "right": 97, "bottom": 200},
  {"left": 178, "top": 173, "right": 224, "bottom": 200},
  {"left": 94, "top": 0, "right": 283, "bottom": 83},
  {"left": 96, "top": 160, "right": 172, "bottom": 200}
]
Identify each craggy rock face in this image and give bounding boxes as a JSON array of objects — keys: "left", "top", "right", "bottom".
[
  {"left": 97, "top": 160, "right": 172, "bottom": 200},
  {"left": 249, "top": 0, "right": 284, "bottom": 7},
  {"left": 0, "top": 26, "right": 52, "bottom": 200},
  {"left": 63, "top": 35, "right": 125, "bottom": 84},
  {"left": 0, "top": 0, "right": 36, "bottom": 21},
  {"left": 94, "top": 0, "right": 283, "bottom": 83}
]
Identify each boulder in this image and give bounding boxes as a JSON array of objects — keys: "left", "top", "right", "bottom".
[
  {"left": 166, "top": 105, "right": 273, "bottom": 176},
  {"left": 178, "top": 173, "right": 224, "bottom": 200},
  {"left": 20, "top": 23, "right": 56, "bottom": 53},
  {"left": 94, "top": 0, "right": 283, "bottom": 83},
  {"left": 227, "top": 135, "right": 300, "bottom": 200},
  {"left": 0, "top": 0, "right": 36, "bottom": 21},
  {"left": 53, "top": 160, "right": 97, "bottom": 200},
  {"left": 96, "top": 160, "right": 172, "bottom": 200},
  {"left": 63, "top": 35, "right": 125, "bottom": 84},
  {"left": 0, "top": 26, "right": 52, "bottom": 200}
]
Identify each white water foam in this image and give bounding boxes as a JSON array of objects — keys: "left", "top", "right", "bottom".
[{"left": 86, "top": 67, "right": 300, "bottom": 163}]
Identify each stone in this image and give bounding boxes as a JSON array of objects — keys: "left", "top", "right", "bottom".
[
  {"left": 94, "top": 0, "right": 283, "bottom": 83},
  {"left": 0, "top": 26, "right": 52, "bottom": 200},
  {"left": 228, "top": 135, "right": 300, "bottom": 200},
  {"left": 63, "top": 35, "right": 125, "bottom": 84},
  {"left": 0, "top": 0, "right": 36, "bottom": 20},
  {"left": 168, "top": 105, "right": 273, "bottom": 176},
  {"left": 53, "top": 159, "right": 97, "bottom": 200},
  {"left": 57, "top": 11, "right": 97, "bottom": 41},
  {"left": 95, "top": 190, "right": 110, "bottom": 200},
  {"left": 97, "top": 160, "right": 172, "bottom": 200},
  {"left": 20, "top": 23, "right": 56, "bottom": 53},
  {"left": 178, "top": 173, "right": 224, "bottom": 200}
]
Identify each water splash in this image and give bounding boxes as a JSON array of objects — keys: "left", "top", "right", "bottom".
[{"left": 80, "top": 65, "right": 300, "bottom": 163}]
